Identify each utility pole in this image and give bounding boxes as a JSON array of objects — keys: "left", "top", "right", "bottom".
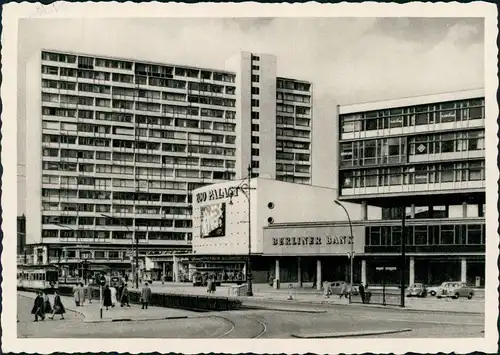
[
  {"left": 135, "top": 234, "right": 139, "bottom": 289},
  {"left": 400, "top": 205, "right": 406, "bottom": 308}
]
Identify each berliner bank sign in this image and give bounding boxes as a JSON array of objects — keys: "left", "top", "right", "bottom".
[{"left": 263, "top": 225, "right": 364, "bottom": 255}]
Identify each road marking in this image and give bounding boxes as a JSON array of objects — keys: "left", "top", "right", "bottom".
[
  {"left": 253, "top": 318, "right": 267, "bottom": 339},
  {"left": 378, "top": 317, "right": 483, "bottom": 327}
]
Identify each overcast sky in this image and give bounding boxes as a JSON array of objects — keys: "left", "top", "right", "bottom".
[{"left": 18, "top": 17, "right": 484, "bottom": 105}]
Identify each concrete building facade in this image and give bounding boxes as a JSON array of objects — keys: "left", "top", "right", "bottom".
[
  {"left": 338, "top": 89, "right": 486, "bottom": 286},
  {"left": 18, "top": 50, "right": 313, "bottom": 281}
]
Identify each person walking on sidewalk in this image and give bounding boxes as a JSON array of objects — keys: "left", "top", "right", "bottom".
[
  {"left": 120, "top": 284, "right": 130, "bottom": 307},
  {"left": 359, "top": 283, "right": 366, "bottom": 304},
  {"left": 85, "top": 283, "right": 92, "bottom": 304},
  {"left": 42, "top": 291, "right": 52, "bottom": 314},
  {"left": 73, "top": 283, "right": 81, "bottom": 307},
  {"left": 79, "top": 282, "right": 86, "bottom": 306},
  {"left": 141, "top": 283, "right": 152, "bottom": 310},
  {"left": 339, "top": 283, "right": 348, "bottom": 299},
  {"left": 103, "top": 285, "right": 112, "bottom": 310},
  {"left": 110, "top": 284, "right": 117, "bottom": 307},
  {"left": 31, "top": 292, "right": 45, "bottom": 322},
  {"left": 49, "top": 290, "right": 66, "bottom": 320}
]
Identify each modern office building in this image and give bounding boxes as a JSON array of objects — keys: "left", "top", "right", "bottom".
[
  {"left": 18, "top": 50, "right": 313, "bottom": 280},
  {"left": 338, "top": 89, "right": 486, "bottom": 286}
]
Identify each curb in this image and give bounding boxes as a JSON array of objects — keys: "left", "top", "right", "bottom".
[
  {"left": 242, "top": 297, "right": 483, "bottom": 315},
  {"left": 291, "top": 328, "right": 412, "bottom": 338},
  {"left": 85, "top": 315, "right": 190, "bottom": 323},
  {"left": 243, "top": 305, "right": 326, "bottom": 314}
]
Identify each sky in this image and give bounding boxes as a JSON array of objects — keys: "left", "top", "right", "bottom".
[{"left": 18, "top": 17, "right": 484, "bottom": 105}]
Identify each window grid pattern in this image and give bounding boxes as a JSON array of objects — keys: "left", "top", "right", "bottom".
[{"left": 40, "top": 50, "right": 238, "bottom": 243}]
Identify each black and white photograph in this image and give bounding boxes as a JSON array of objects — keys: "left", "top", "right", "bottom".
[{"left": 2, "top": 2, "right": 498, "bottom": 354}]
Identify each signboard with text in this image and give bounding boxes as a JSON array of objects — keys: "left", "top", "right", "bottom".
[{"left": 263, "top": 225, "right": 364, "bottom": 256}]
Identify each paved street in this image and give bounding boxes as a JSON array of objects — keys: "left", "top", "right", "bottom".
[{"left": 18, "top": 292, "right": 484, "bottom": 338}]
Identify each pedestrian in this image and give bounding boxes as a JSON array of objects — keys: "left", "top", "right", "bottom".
[
  {"left": 323, "top": 281, "right": 331, "bottom": 299},
  {"left": 86, "top": 283, "right": 92, "bottom": 304},
  {"left": 79, "top": 282, "right": 86, "bottom": 306},
  {"left": 211, "top": 275, "right": 217, "bottom": 293},
  {"left": 42, "top": 291, "right": 52, "bottom": 314},
  {"left": 206, "top": 276, "right": 213, "bottom": 293},
  {"left": 141, "top": 282, "right": 152, "bottom": 310},
  {"left": 110, "top": 285, "right": 117, "bottom": 307},
  {"left": 103, "top": 285, "right": 112, "bottom": 310},
  {"left": 365, "top": 284, "right": 371, "bottom": 304},
  {"left": 31, "top": 292, "right": 45, "bottom": 322},
  {"left": 359, "top": 283, "right": 366, "bottom": 304},
  {"left": 120, "top": 284, "right": 130, "bottom": 307},
  {"left": 73, "top": 283, "right": 81, "bottom": 307},
  {"left": 339, "top": 283, "right": 348, "bottom": 299},
  {"left": 49, "top": 290, "right": 66, "bottom": 320},
  {"left": 124, "top": 274, "right": 129, "bottom": 284}
]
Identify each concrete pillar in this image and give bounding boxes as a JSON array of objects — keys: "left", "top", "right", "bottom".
[
  {"left": 409, "top": 257, "right": 415, "bottom": 285},
  {"left": 316, "top": 259, "right": 322, "bottom": 291},
  {"left": 173, "top": 256, "right": 180, "bottom": 283},
  {"left": 275, "top": 259, "right": 280, "bottom": 289},
  {"left": 361, "top": 259, "right": 367, "bottom": 285},
  {"left": 297, "top": 257, "right": 302, "bottom": 287},
  {"left": 410, "top": 204, "right": 415, "bottom": 219},
  {"left": 461, "top": 258, "right": 467, "bottom": 283},
  {"left": 462, "top": 202, "right": 468, "bottom": 218},
  {"left": 361, "top": 201, "right": 368, "bottom": 221}
]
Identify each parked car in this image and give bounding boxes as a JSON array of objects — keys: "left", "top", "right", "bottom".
[
  {"left": 328, "top": 281, "right": 359, "bottom": 296},
  {"left": 436, "top": 282, "right": 474, "bottom": 299},
  {"left": 406, "top": 283, "right": 427, "bottom": 298},
  {"left": 427, "top": 282, "right": 449, "bottom": 296}
]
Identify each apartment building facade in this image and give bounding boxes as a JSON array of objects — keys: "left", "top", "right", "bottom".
[
  {"left": 338, "top": 89, "right": 486, "bottom": 286},
  {"left": 18, "top": 50, "right": 313, "bottom": 280}
]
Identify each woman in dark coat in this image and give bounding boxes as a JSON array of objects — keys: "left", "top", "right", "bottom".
[
  {"left": 103, "top": 285, "right": 112, "bottom": 310},
  {"left": 42, "top": 292, "right": 52, "bottom": 314},
  {"left": 31, "top": 292, "right": 45, "bottom": 322},
  {"left": 49, "top": 290, "right": 66, "bottom": 320}
]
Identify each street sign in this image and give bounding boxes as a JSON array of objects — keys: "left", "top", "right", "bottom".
[
  {"left": 376, "top": 266, "right": 397, "bottom": 271},
  {"left": 99, "top": 276, "right": 106, "bottom": 286}
]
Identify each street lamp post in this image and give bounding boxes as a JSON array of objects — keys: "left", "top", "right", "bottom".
[
  {"left": 334, "top": 200, "right": 354, "bottom": 303},
  {"left": 228, "top": 165, "right": 256, "bottom": 297},
  {"left": 100, "top": 214, "right": 138, "bottom": 289}
]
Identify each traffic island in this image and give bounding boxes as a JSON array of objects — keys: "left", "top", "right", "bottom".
[{"left": 291, "top": 328, "right": 412, "bottom": 338}]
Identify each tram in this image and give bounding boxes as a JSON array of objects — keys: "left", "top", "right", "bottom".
[{"left": 17, "top": 264, "right": 59, "bottom": 291}]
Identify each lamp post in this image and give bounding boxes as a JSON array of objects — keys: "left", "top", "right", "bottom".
[
  {"left": 100, "top": 213, "right": 138, "bottom": 289},
  {"left": 334, "top": 200, "right": 354, "bottom": 303},
  {"left": 228, "top": 165, "right": 256, "bottom": 297}
]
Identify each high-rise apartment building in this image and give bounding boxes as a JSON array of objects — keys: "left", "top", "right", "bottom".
[
  {"left": 337, "top": 89, "right": 486, "bottom": 286},
  {"left": 18, "top": 50, "right": 312, "bottom": 278}
]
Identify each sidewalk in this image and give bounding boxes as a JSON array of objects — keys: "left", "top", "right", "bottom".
[
  {"left": 18, "top": 291, "right": 196, "bottom": 323},
  {"left": 130, "top": 282, "right": 485, "bottom": 314}
]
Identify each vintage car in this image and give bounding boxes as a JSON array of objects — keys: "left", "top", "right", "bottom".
[
  {"left": 427, "top": 282, "right": 449, "bottom": 296},
  {"left": 327, "top": 281, "right": 359, "bottom": 296},
  {"left": 436, "top": 282, "right": 475, "bottom": 299},
  {"left": 406, "top": 283, "right": 427, "bottom": 298}
]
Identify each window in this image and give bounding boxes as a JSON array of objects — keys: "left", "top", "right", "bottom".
[
  {"left": 251, "top": 87, "right": 260, "bottom": 95},
  {"left": 363, "top": 140, "right": 376, "bottom": 163},
  {"left": 467, "top": 224, "right": 482, "bottom": 244},
  {"left": 468, "top": 131, "right": 485, "bottom": 150},
  {"left": 440, "top": 225, "right": 455, "bottom": 244},
  {"left": 251, "top": 148, "right": 260, "bottom": 156},
  {"left": 468, "top": 161, "right": 483, "bottom": 181},
  {"left": 440, "top": 133, "right": 455, "bottom": 153},
  {"left": 369, "top": 227, "right": 381, "bottom": 245},
  {"left": 251, "top": 136, "right": 260, "bottom": 144},
  {"left": 251, "top": 99, "right": 259, "bottom": 107},
  {"left": 251, "top": 112, "right": 260, "bottom": 119},
  {"left": 251, "top": 75, "right": 259, "bottom": 83},
  {"left": 251, "top": 124, "right": 259, "bottom": 132},
  {"left": 440, "top": 163, "right": 455, "bottom": 183},
  {"left": 414, "top": 226, "right": 427, "bottom": 245}
]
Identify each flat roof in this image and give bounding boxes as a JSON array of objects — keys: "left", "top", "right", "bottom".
[
  {"left": 40, "top": 48, "right": 236, "bottom": 75},
  {"left": 339, "top": 88, "right": 484, "bottom": 115}
]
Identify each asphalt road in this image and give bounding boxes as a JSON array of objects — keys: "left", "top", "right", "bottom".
[{"left": 18, "top": 295, "right": 484, "bottom": 339}]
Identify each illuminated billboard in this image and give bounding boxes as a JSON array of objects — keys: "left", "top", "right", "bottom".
[{"left": 200, "top": 202, "right": 226, "bottom": 238}]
